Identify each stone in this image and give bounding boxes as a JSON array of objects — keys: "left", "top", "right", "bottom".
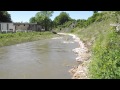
[{"left": 57, "top": 33, "right": 91, "bottom": 79}]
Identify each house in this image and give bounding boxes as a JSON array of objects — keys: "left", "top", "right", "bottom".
[
  {"left": 0, "top": 22, "right": 43, "bottom": 33},
  {"left": 14, "top": 23, "right": 42, "bottom": 32},
  {"left": 0, "top": 22, "right": 15, "bottom": 33}
]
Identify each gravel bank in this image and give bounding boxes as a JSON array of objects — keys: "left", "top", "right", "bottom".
[{"left": 58, "top": 33, "right": 91, "bottom": 79}]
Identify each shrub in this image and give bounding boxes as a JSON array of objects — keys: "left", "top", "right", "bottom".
[{"left": 89, "top": 27, "right": 120, "bottom": 79}]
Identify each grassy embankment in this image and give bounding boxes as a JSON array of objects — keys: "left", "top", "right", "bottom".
[
  {"left": 70, "top": 11, "right": 120, "bottom": 79},
  {"left": 0, "top": 31, "right": 56, "bottom": 47}
]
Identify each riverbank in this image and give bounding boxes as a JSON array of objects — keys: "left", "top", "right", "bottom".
[
  {"left": 0, "top": 31, "right": 56, "bottom": 47},
  {"left": 58, "top": 33, "right": 91, "bottom": 79}
]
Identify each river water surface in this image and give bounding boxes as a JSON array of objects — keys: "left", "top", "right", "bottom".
[{"left": 0, "top": 35, "right": 79, "bottom": 79}]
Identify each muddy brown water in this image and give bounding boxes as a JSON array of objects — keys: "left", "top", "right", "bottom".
[{"left": 0, "top": 35, "right": 79, "bottom": 79}]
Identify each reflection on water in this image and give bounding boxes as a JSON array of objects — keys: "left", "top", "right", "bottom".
[{"left": 0, "top": 35, "right": 79, "bottom": 79}]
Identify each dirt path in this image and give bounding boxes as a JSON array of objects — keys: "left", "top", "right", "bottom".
[{"left": 58, "top": 33, "right": 91, "bottom": 79}]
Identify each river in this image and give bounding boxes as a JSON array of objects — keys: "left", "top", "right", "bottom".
[{"left": 0, "top": 35, "right": 79, "bottom": 79}]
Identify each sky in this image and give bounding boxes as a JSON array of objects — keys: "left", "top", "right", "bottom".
[{"left": 8, "top": 11, "right": 93, "bottom": 22}]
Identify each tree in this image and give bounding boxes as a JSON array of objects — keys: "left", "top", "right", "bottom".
[
  {"left": 35, "top": 11, "right": 53, "bottom": 31},
  {"left": 29, "top": 11, "right": 54, "bottom": 31},
  {"left": 76, "top": 19, "right": 87, "bottom": 28},
  {"left": 93, "top": 11, "right": 98, "bottom": 14},
  {"left": 53, "top": 12, "right": 71, "bottom": 26},
  {"left": 40, "top": 11, "right": 54, "bottom": 31},
  {"left": 29, "top": 17, "right": 36, "bottom": 23},
  {"left": 0, "top": 11, "right": 12, "bottom": 22}
]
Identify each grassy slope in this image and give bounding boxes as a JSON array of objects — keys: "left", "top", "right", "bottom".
[
  {"left": 70, "top": 12, "right": 120, "bottom": 78},
  {"left": 0, "top": 31, "right": 56, "bottom": 47}
]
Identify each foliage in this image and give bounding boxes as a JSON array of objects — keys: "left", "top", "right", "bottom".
[
  {"left": 93, "top": 11, "right": 98, "bottom": 14},
  {"left": 40, "top": 11, "right": 54, "bottom": 19},
  {"left": 29, "top": 17, "right": 36, "bottom": 23},
  {"left": 0, "top": 32, "right": 55, "bottom": 47},
  {"left": 0, "top": 11, "right": 12, "bottom": 22},
  {"left": 76, "top": 19, "right": 87, "bottom": 28},
  {"left": 29, "top": 11, "right": 54, "bottom": 31},
  {"left": 74, "top": 12, "right": 105, "bottom": 29},
  {"left": 86, "top": 12, "right": 104, "bottom": 26},
  {"left": 36, "top": 11, "right": 54, "bottom": 31},
  {"left": 89, "top": 28, "right": 120, "bottom": 79},
  {"left": 53, "top": 12, "right": 72, "bottom": 26}
]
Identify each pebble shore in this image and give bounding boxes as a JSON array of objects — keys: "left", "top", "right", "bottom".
[{"left": 58, "top": 33, "right": 91, "bottom": 79}]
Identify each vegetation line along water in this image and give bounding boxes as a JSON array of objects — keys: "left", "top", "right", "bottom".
[
  {"left": 0, "top": 32, "right": 56, "bottom": 47},
  {"left": 58, "top": 33, "right": 91, "bottom": 79}
]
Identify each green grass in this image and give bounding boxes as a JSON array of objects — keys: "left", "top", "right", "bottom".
[
  {"left": 69, "top": 12, "right": 120, "bottom": 78},
  {"left": 70, "top": 18, "right": 115, "bottom": 49},
  {"left": 89, "top": 27, "right": 120, "bottom": 79},
  {"left": 0, "top": 31, "right": 55, "bottom": 47}
]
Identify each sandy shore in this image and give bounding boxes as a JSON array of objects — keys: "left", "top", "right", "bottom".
[{"left": 58, "top": 33, "right": 91, "bottom": 79}]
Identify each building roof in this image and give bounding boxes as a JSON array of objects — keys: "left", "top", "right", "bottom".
[
  {"left": 0, "top": 22, "right": 38, "bottom": 24},
  {"left": 13, "top": 23, "right": 37, "bottom": 25}
]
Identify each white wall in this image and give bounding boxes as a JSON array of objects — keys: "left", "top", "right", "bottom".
[
  {"left": 0, "top": 23, "right": 15, "bottom": 32},
  {"left": 8, "top": 23, "right": 15, "bottom": 32},
  {"left": 1, "top": 23, "right": 7, "bottom": 30}
]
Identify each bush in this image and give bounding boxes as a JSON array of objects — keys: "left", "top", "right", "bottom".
[{"left": 89, "top": 27, "right": 120, "bottom": 79}]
